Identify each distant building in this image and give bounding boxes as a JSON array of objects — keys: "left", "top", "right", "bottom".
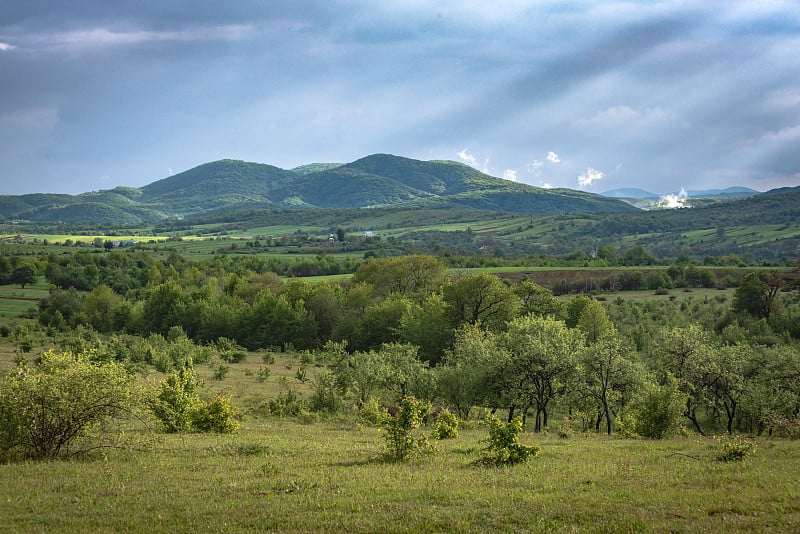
[{"left": 363, "top": 231, "right": 374, "bottom": 237}]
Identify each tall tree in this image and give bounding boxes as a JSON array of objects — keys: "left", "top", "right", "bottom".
[{"left": 495, "top": 315, "right": 582, "bottom": 432}]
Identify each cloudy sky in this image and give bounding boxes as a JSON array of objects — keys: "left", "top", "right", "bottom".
[{"left": 1, "top": 1, "right": 799, "bottom": 196}]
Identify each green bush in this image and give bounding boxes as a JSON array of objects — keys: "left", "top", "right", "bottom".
[
  {"left": 267, "top": 390, "right": 309, "bottom": 417},
  {"left": 190, "top": 394, "right": 239, "bottom": 433},
  {"left": 432, "top": 408, "right": 459, "bottom": 439},
  {"left": 717, "top": 436, "right": 756, "bottom": 462},
  {"left": 0, "top": 350, "right": 136, "bottom": 461},
  {"left": 151, "top": 359, "right": 202, "bottom": 432},
  {"left": 383, "top": 396, "right": 431, "bottom": 462},
  {"left": 151, "top": 359, "right": 239, "bottom": 433},
  {"left": 479, "top": 416, "right": 540, "bottom": 466}
]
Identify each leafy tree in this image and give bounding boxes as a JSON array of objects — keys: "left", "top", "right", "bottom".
[
  {"left": 564, "top": 295, "right": 592, "bottom": 328},
  {"left": 495, "top": 315, "right": 582, "bottom": 431},
  {"left": 653, "top": 325, "right": 714, "bottom": 435},
  {"left": 580, "top": 336, "right": 643, "bottom": 435},
  {"left": 349, "top": 294, "right": 413, "bottom": 351},
  {"left": 514, "top": 280, "right": 562, "bottom": 318},
  {"left": 0, "top": 350, "right": 136, "bottom": 461},
  {"left": 82, "top": 284, "right": 127, "bottom": 333},
  {"left": 10, "top": 264, "right": 37, "bottom": 288},
  {"left": 353, "top": 255, "right": 447, "bottom": 299},
  {"left": 732, "top": 271, "right": 782, "bottom": 319},
  {"left": 141, "top": 281, "right": 189, "bottom": 336},
  {"left": 435, "top": 324, "right": 498, "bottom": 419},
  {"left": 442, "top": 273, "right": 519, "bottom": 332},
  {"left": 577, "top": 299, "right": 615, "bottom": 344},
  {"left": 621, "top": 246, "right": 655, "bottom": 266},
  {"left": 398, "top": 293, "right": 453, "bottom": 365}
]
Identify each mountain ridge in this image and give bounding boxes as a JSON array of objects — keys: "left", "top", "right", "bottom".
[{"left": 0, "top": 154, "right": 638, "bottom": 223}]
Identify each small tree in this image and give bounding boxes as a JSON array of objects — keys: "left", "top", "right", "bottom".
[
  {"left": 0, "top": 350, "right": 137, "bottom": 461},
  {"left": 150, "top": 358, "right": 239, "bottom": 433},
  {"left": 479, "top": 416, "right": 540, "bottom": 466},
  {"left": 151, "top": 359, "right": 203, "bottom": 432},
  {"left": 382, "top": 395, "right": 431, "bottom": 462}
]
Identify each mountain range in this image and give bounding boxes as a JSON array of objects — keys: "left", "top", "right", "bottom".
[
  {"left": 601, "top": 187, "right": 759, "bottom": 199},
  {"left": 0, "top": 154, "right": 637, "bottom": 224}
]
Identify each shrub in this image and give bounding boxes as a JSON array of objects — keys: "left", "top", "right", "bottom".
[
  {"left": 213, "top": 364, "right": 229, "bottom": 380},
  {"left": 432, "top": 408, "right": 459, "bottom": 439},
  {"left": 267, "top": 390, "right": 308, "bottom": 417},
  {"left": 151, "top": 359, "right": 202, "bottom": 432},
  {"left": 151, "top": 359, "right": 240, "bottom": 433},
  {"left": 383, "top": 395, "right": 431, "bottom": 462},
  {"left": 0, "top": 350, "right": 136, "bottom": 461},
  {"left": 359, "top": 397, "right": 387, "bottom": 426},
  {"left": 190, "top": 394, "right": 239, "bottom": 433},
  {"left": 625, "top": 379, "right": 685, "bottom": 439},
  {"left": 479, "top": 416, "right": 540, "bottom": 466},
  {"left": 716, "top": 435, "right": 756, "bottom": 462}
]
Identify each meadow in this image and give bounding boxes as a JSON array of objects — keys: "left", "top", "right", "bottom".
[
  {"left": 1, "top": 409, "right": 798, "bottom": 532},
  {"left": 0, "top": 338, "right": 798, "bottom": 533}
]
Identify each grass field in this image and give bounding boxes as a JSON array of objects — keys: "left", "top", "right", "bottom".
[
  {"left": 0, "top": 417, "right": 797, "bottom": 532},
  {"left": 1, "top": 342, "right": 799, "bottom": 532}
]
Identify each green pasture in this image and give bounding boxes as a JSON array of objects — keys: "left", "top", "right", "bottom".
[
  {"left": 0, "top": 277, "right": 50, "bottom": 323},
  {"left": 0, "top": 416, "right": 797, "bottom": 532}
]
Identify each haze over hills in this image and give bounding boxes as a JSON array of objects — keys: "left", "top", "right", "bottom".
[
  {"left": 601, "top": 187, "right": 760, "bottom": 199},
  {"left": 0, "top": 154, "right": 637, "bottom": 224}
]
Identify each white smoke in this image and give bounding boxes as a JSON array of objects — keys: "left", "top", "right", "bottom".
[
  {"left": 658, "top": 187, "right": 690, "bottom": 208},
  {"left": 503, "top": 169, "right": 518, "bottom": 182}
]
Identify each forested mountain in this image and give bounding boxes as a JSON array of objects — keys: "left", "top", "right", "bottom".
[{"left": 0, "top": 155, "right": 635, "bottom": 223}]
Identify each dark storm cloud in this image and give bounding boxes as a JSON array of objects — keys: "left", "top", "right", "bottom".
[{"left": 0, "top": 1, "right": 798, "bottom": 195}]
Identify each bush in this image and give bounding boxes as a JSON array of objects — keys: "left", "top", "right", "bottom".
[
  {"left": 432, "top": 408, "right": 459, "bottom": 439},
  {"left": 625, "top": 379, "right": 685, "bottom": 439},
  {"left": 151, "top": 359, "right": 202, "bottom": 432},
  {"left": 478, "top": 416, "right": 540, "bottom": 466},
  {"left": 716, "top": 436, "right": 756, "bottom": 462},
  {"left": 190, "top": 394, "right": 239, "bottom": 433},
  {"left": 151, "top": 359, "right": 239, "bottom": 433},
  {"left": 267, "top": 390, "right": 309, "bottom": 417},
  {"left": 0, "top": 350, "right": 137, "bottom": 461},
  {"left": 383, "top": 396, "right": 431, "bottom": 462}
]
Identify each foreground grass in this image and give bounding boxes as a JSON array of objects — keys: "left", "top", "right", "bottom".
[{"left": 1, "top": 419, "right": 798, "bottom": 533}]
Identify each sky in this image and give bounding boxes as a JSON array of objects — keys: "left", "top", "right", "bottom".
[{"left": 1, "top": 1, "right": 799, "bottom": 196}]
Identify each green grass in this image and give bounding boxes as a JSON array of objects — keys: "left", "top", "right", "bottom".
[
  {"left": 1, "top": 343, "right": 798, "bottom": 532},
  {"left": 0, "top": 420, "right": 797, "bottom": 533}
]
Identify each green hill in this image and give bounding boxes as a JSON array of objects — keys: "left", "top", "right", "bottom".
[{"left": 0, "top": 155, "right": 638, "bottom": 223}]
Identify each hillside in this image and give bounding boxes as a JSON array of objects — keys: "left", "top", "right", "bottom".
[{"left": 0, "top": 154, "right": 636, "bottom": 223}]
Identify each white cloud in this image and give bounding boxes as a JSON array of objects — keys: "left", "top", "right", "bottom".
[
  {"left": 578, "top": 167, "right": 605, "bottom": 188},
  {"left": 546, "top": 151, "right": 560, "bottom": 163},
  {"left": 539, "top": 181, "right": 552, "bottom": 189},
  {"left": 456, "top": 149, "right": 489, "bottom": 173},
  {"left": 0, "top": 42, "right": 15, "bottom": 52},
  {"left": 658, "top": 187, "right": 689, "bottom": 209},
  {"left": 503, "top": 169, "right": 517, "bottom": 181},
  {"left": 582, "top": 105, "right": 669, "bottom": 128},
  {"left": 457, "top": 149, "right": 478, "bottom": 167}
]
